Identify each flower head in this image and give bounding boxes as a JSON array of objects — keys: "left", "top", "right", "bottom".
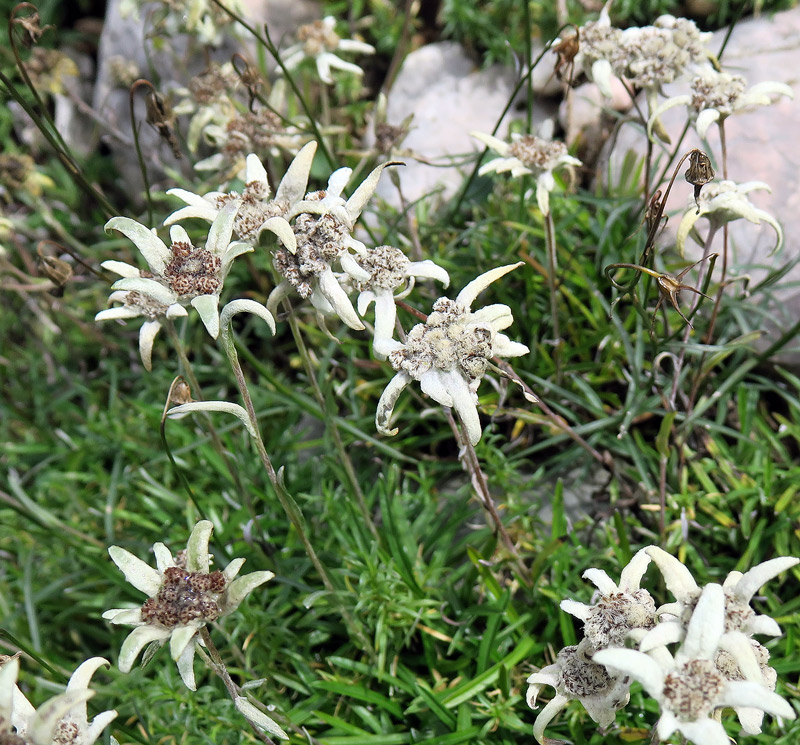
[
  {"left": 594, "top": 583, "right": 795, "bottom": 745},
  {"left": 615, "top": 15, "right": 710, "bottom": 91},
  {"left": 0, "top": 656, "right": 117, "bottom": 745},
  {"left": 470, "top": 130, "right": 581, "bottom": 216},
  {"left": 166, "top": 142, "right": 317, "bottom": 246},
  {"left": 282, "top": 16, "right": 375, "bottom": 85},
  {"left": 676, "top": 179, "right": 783, "bottom": 257},
  {"left": 569, "top": 8, "right": 623, "bottom": 98},
  {"left": 374, "top": 263, "right": 529, "bottom": 446},
  {"left": 527, "top": 638, "right": 631, "bottom": 744},
  {"left": 560, "top": 548, "right": 656, "bottom": 649},
  {"left": 95, "top": 261, "right": 188, "bottom": 371},
  {"left": 104, "top": 201, "right": 251, "bottom": 338},
  {"left": 103, "top": 520, "right": 273, "bottom": 690},
  {"left": 351, "top": 245, "right": 450, "bottom": 350},
  {"left": 266, "top": 161, "right": 394, "bottom": 330},
  {"left": 649, "top": 68, "right": 793, "bottom": 139}
]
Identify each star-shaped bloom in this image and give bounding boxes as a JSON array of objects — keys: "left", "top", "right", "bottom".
[
  {"left": 649, "top": 68, "right": 793, "bottom": 139},
  {"left": 165, "top": 142, "right": 317, "bottom": 246},
  {"left": 527, "top": 638, "right": 632, "bottom": 744},
  {"left": 594, "top": 584, "right": 795, "bottom": 745},
  {"left": 95, "top": 261, "right": 188, "bottom": 371},
  {"left": 1, "top": 655, "right": 117, "bottom": 745},
  {"left": 105, "top": 201, "right": 251, "bottom": 339},
  {"left": 645, "top": 547, "right": 799, "bottom": 640},
  {"left": 266, "top": 161, "right": 394, "bottom": 330},
  {"left": 470, "top": 130, "right": 581, "bottom": 216},
  {"left": 560, "top": 548, "right": 656, "bottom": 649},
  {"left": 282, "top": 16, "right": 375, "bottom": 85},
  {"left": 351, "top": 244, "right": 450, "bottom": 350},
  {"left": 568, "top": 7, "right": 622, "bottom": 98},
  {"left": 676, "top": 179, "right": 783, "bottom": 258},
  {"left": 103, "top": 520, "right": 273, "bottom": 691},
  {"left": 374, "top": 263, "right": 530, "bottom": 446}
]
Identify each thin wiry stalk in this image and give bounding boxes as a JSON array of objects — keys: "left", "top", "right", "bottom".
[
  {"left": 544, "top": 208, "right": 562, "bottom": 380},
  {"left": 162, "top": 319, "right": 250, "bottom": 509},
  {"left": 219, "top": 314, "right": 377, "bottom": 661},
  {"left": 703, "top": 120, "right": 730, "bottom": 344},
  {"left": 129, "top": 80, "right": 156, "bottom": 226},
  {"left": 284, "top": 309, "right": 380, "bottom": 541},
  {"left": 445, "top": 409, "right": 532, "bottom": 587},
  {"left": 198, "top": 628, "right": 277, "bottom": 745},
  {"left": 207, "top": 0, "right": 335, "bottom": 169}
]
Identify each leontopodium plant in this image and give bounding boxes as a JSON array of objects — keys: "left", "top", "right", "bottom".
[
  {"left": 470, "top": 129, "right": 581, "bottom": 216},
  {"left": 374, "top": 263, "right": 529, "bottom": 446},
  {"left": 165, "top": 141, "right": 318, "bottom": 245},
  {"left": 103, "top": 520, "right": 273, "bottom": 691},
  {"left": 527, "top": 547, "right": 798, "bottom": 743},
  {"left": 649, "top": 68, "right": 793, "bottom": 140},
  {"left": 103, "top": 201, "right": 251, "bottom": 339},
  {"left": 559, "top": 548, "right": 657, "bottom": 649},
  {"left": 568, "top": 6, "right": 622, "bottom": 98},
  {"left": 676, "top": 179, "right": 783, "bottom": 258},
  {"left": 281, "top": 16, "right": 375, "bottom": 85},
  {"left": 528, "top": 550, "right": 653, "bottom": 742},
  {"left": 0, "top": 655, "right": 117, "bottom": 745},
  {"left": 594, "top": 583, "right": 796, "bottom": 745},
  {"left": 352, "top": 244, "right": 450, "bottom": 349},
  {"left": 95, "top": 261, "right": 187, "bottom": 371},
  {"left": 266, "top": 161, "right": 394, "bottom": 330},
  {"left": 527, "top": 638, "right": 632, "bottom": 743}
]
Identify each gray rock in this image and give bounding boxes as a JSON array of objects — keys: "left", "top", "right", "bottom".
[
  {"left": 375, "top": 41, "right": 559, "bottom": 210},
  {"left": 605, "top": 7, "right": 800, "bottom": 357}
]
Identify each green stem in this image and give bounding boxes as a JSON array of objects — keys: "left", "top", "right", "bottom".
[
  {"left": 285, "top": 312, "right": 380, "bottom": 540},
  {"left": 198, "top": 628, "right": 277, "bottom": 745},
  {"left": 446, "top": 409, "right": 532, "bottom": 587},
  {"left": 544, "top": 208, "right": 562, "bottom": 380},
  {"left": 163, "top": 320, "right": 250, "bottom": 508},
  {"left": 703, "top": 120, "right": 729, "bottom": 344},
  {"left": 9, "top": 4, "right": 75, "bottom": 163},
  {"left": 219, "top": 315, "right": 377, "bottom": 661},
  {"left": 207, "top": 0, "right": 335, "bottom": 169},
  {"left": 0, "top": 68, "right": 117, "bottom": 217},
  {"left": 129, "top": 80, "right": 155, "bottom": 225}
]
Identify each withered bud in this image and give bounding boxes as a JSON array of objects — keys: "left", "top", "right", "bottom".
[
  {"left": 553, "top": 30, "right": 580, "bottom": 86},
  {"left": 169, "top": 378, "right": 193, "bottom": 406},
  {"left": 144, "top": 88, "right": 182, "bottom": 160},
  {"left": 37, "top": 242, "right": 72, "bottom": 296},
  {"left": 684, "top": 149, "right": 715, "bottom": 214},
  {"left": 233, "top": 56, "right": 263, "bottom": 111},
  {"left": 12, "top": 8, "right": 52, "bottom": 49}
]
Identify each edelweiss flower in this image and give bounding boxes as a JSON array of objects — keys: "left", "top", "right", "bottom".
[
  {"left": 282, "top": 16, "right": 375, "bottom": 85},
  {"left": 649, "top": 68, "right": 793, "bottom": 139},
  {"left": 645, "top": 547, "right": 799, "bottom": 639},
  {"left": 95, "top": 261, "right": 188, "bottom": 371},
  {"left": 470, "top": 130, "right": 581, "bottom": 216},
  {"left": 570, "top": 7, "right": 622, "bottom": 98},
  {"left": 194, "top": 106, "right": 308, "bottom": 179},
  {"left": 266, "top": 161, "right": 394, "bottom": 330},
  {"left": 166, "top": 142, "right": 317, "bottom": 245},
  {"left": 374, "top": 263, "right": 530, "bottom": 446},
  {"left": 0, "top": 656, "right": 117, "bottom": 745},
  {"left": 103, "top": 520, "right": 273, "bottom": 691},
  {"left": 594, "top": 583, "right": 795, "bottom": 745},
  {"left": 352, "top": 244, "right": 450, "bottom": 348},
  {"left": 527, "top": 638, "right": 631, "bottom": 744},
  {"left": 676, "top": 179, "right": 783, "bottom": 257},
  {"left": 105, "top": 202, "right": 251, "bottom": 339},
  {"left": 172, "top": 63, "right": 239, "bottom": 155},
  {"left": 560, "top": 548, "right": 656, "bottom": 649}
]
